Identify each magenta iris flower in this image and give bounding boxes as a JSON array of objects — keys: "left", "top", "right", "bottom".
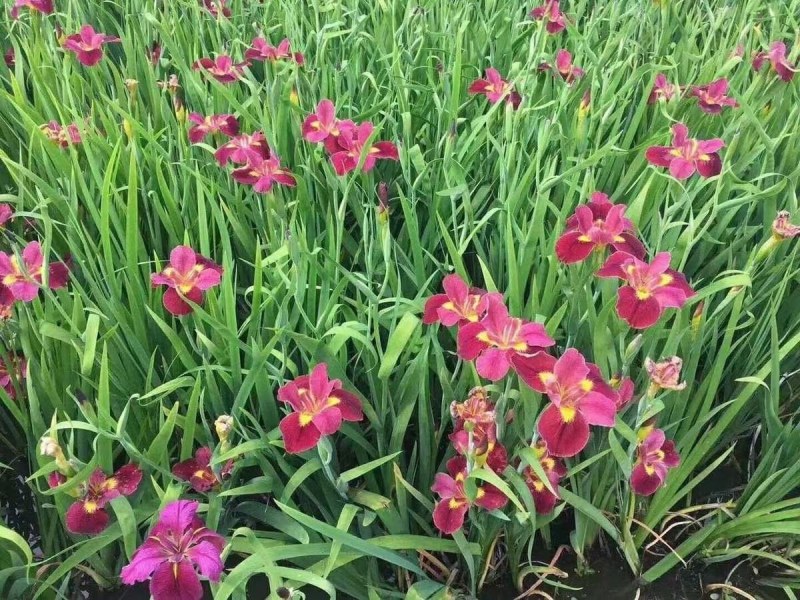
[{"left": 121, "top": 500, "right": 226, "bottom": 600}]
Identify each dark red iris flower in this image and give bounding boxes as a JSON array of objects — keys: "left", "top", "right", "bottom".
[
  {"left": 423, "top": 274, "right": 488, "bottom": 326},
  {"left": 556, "top": 192, "right": 645, "bottom": 263},
  {"left": 172, "top": 447, "right": 234, "bottom": 492},
  {"left": 690, "top": 78, "right": 739, "bottom": 114},
  {"left": 630, "top": 427, "right": 680, "bottom": 496},
  {"left": 645, "top": 123, "right": 724, "bottom": 179},
  {"left": 468, "top": 68, "right": 522, "bottom": 109},
  {"left": 65, "top": 465, "right": 142, "bottom": 534},
  {"left": 523, "top": 441, "right": 566, "bottom": 514}
]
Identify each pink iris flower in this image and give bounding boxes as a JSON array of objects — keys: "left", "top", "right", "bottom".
[
  {"left": 121, "top": 500, "right": 225, "bottom": 600},
  {"left": 151, "top": 246, "right": 223, "bottom": 316},
  {"left": 10, "top": 0, "right": 53, "bottom": 19},
  {"left": 556, "top": 192, "right": 646, "bottom": 264},
  {"left": 645, "top": 123, "right": 724, "bottom": 179},
  {"left": 431, "top": 456, "right": 508, "bottom": 535},
  {"left": 278, "top": 363, "right": 364, "bottom": 454},
  {"left": 0, "top": 204, "right": 12, "bottom": 228},
  {"left": 200, "top": 0, "right": 231, "bottom": 18},
  {"left": 149, "top": 41, "right": 162, "bottom": 66},
  {"left": 63, "top": 25, "right": 120, "bottom": 67},
  {"left": 302, "top": 99, "right": 355, "bottom": 150},
  {"left": 172, "top": 447, "right": 234, "bottom": 492},
  {"left": 4, "top": 48, "right": 14, "bottom": 69},
  {"left": 752, "top": 42, "right": 797, "bottom": 83},
  {"left": 0, "top": 286, "right": 15, "bottom": 320},
  {"left": 329, "top": 122, "right": 399, "bottom": 176},
  {"left": 231, "top": 155, "right": 297, "bottom": 193},
  {"left": 214, "top": 132, "right": 270, "bottom": 166},
  {"left": 423, "top": 274, "right": 488, "bottom": 326},
  {"left": 187, "top": 113, "right": 239, "bottom": 144},
  {"left": 519, "top": 349, "right": 618, "bottom": 457},
  {"left": 529, "top": 1, "right": 567, "bottom": 34},
  {"left": 523, "top": 441, "right": 566, "bottom": 514},
  {"left": 468, "top": 68, "right": 522, "bottom": 109},
  {"left": 597, "top": 251, "right": 695, "bottom": 329},
  {"left": 648, "top": 74, "right": 678, "bottom": 104},
  {"left": 540, "top": 50, "right": 584, "bottom": 83},
  {"left": 66, "top": 465, "right": 142, "bottom": 534},
  {"left": 0, "top": 241, "right": 69, "bottom": 302},
  {"left": 41, "top": 121, "right": 82, "bottom": 148},
  {"left": 192, "top": 55, "right": 248, "bottom": 83},
  {"left": 457, "top": 294, "right": 555, "bottom": 381},
  {"left": 245, "top": 37, "right": 304, "bottom": 64},
  {"left": 690, "top": 78, "right": 739, "bottom": 114},
  {"left": 630, "top": 427, "right": 680, "bottom": 496}
]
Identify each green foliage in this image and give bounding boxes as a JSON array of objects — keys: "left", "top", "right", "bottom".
[{"left": 0, "top": 0, "right": 799, "bottom": 598}]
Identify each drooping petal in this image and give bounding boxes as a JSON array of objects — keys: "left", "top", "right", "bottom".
[
  {"left": 475, "top": 484, "right": 508, "bottom": 511},
  {"left": 150, "top": 560, "right": 204, "bottom": 600},
  {"left": 431, "top": 472, "right": 459, "bottom": 499},
  {"left": 456, "top": 322, "right": 488, "bottom": 360},
  {"left": 65, "top": 502, "right": 110, "bottom": 535},
  {"left": 512, "top": 352, "right": 557, "bottom": 393},
  {"left": 669, "top": 158, "right": 696, "bottom": 180},
  {"left": 696, "top": 154, "right": 722, "bottom": 178},
  {"left": 120, "top": 539, "right": 167, "bottom": 584},
  {"left": 578, "top": 392, "right": 617, "bottom": 427},
  {"left": 311, "top": 406, "right": 343, "bottom": 436},
  {"left": 432, "top": 500, "right": 469, "bottom": 535},
  {"left": 537, "top": 404, "right": 590, "bottom": 458},
  {"left": 630, "top": 463, "right": 662, "bottom": 496},
  {"left": 279, "top": 411, "right": 321, "bottom": 454},
  {"left": 330, "top": 389, "right": 363, "bottom": 422},
  {"left": 645, "top": 146, "right": 674, "bottom": 168},
  {"left": 616, "top": 286, "right": 663, "bottom": 329},
  {"left": 186, "top": 540, "right": 224, "bottom": 582},
  {"left": 555, "top": 230, "right": 596, "bottom": 264},
  {"left": 422, "top": 294, "right": 448, "bottom": 325},
  {"left": 163, "top": 288, "right": 195, "bottom": 316},
  {"left": 475, "top": 347, "right": 511, "bottom": 381}
]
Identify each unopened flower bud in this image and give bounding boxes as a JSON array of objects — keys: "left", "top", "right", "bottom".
[
  {"left": 39, "top": 436, "right": 60, "bottom": 458},
  {"left": 124, "top": 78, "right": 139, "bottom": 102},
  {"left": 289, "top": 87, "right": 299, "bottom": 107},
  {"left": 624, "top": 334, "right": 644, "bottom": 362},
  {"left": 215, "top": 415, "right": 234, "bottom": 441},
  {"left": 122, "top": 118, "right": 134, "bottom": 140}
]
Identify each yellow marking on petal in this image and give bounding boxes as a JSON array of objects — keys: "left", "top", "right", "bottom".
[
  {"left": 476, "top": 332, "right": 491, "bottom": 343},
  {"left": 298, "top": 412, "right": 314, "bottom": 427},
  {"left": 193, "top": 470, "right": 208, "bottom": 480},
  {"left": 178, "top": 283, "right": 194, "bottom": 294},
  {"left": 613, "top": 235, "right": 625, "bottom": 243},
  {"left": 441, "top": 301, "right": 455, "bottom": 311},
  {"left": 326, "top": 396, "right": 341, "bottom": 408},
  {"left": 658, "top": 274, "right": 673, "bottom": 286},
  {"left": 174, "top": 563, "right": 179, "bottom": 580},
  {"left": 636, "top": 288, "right": 652, "bottom": 300},
  {"left": 455, "top": 472, "right": 465, "bottom": 482},
  {"left": 580, "top": 379, "right": 594, "bottom": 392},
  {"left": 539, "top": 371, "right": 555, "bottom": 384},
  {"left": 369, "top": 147, "right": 380, "bottom": 154},
  {"left": 637, "top": 424, "right": 654, "bottom": 442},
  {"left": 654, "top": 450, "right": 665, "bottom": 461},
  {"left": 699, "top": 153, "right": 710, "bottom": 161},
  {"left": 475, "top": 488, "right": 485, "bottom": 500},
  {"left": 513, "top": 341, "right": 528, "bottom": 351},
  {"left": 669, "top": 149, "right": 683, "bottom": 157},
  {"left": 533, "top": 481, "right": 544, "bottom": 492},
  {"left": 560, "top": 406, "right": 576, "bottom": 423},
  {"left": 577, "top": 235, "right": 592, "bottom": 242},
  {"left": 84, "top": 501, "right": 98, "bottom": 514},
  {"left": 103, "top": 478, "right": 118, "bottom": 491},
  {"left": 448, "top": 498, "right": 464, "bottom": 510},
  {"left": 542, "top": 458, "right": 555, "bottom": 471},
  {"left": 644, "top": 464, "right": 656, "bottom": 476},
  {"left": 625, "top": 265, "right": 637, "bottom": 275}
]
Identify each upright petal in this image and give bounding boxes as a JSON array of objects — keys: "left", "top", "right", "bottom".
[
  {"left": 154, "top": 500, "right": 199, "bottom": 535},
  {"left": 170, "top": 246, "right": 197, "bottom": 275}
]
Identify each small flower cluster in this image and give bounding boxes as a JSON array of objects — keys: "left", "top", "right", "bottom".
[
  {"left": 302, "top": 99, "right": 399, "bottom": 175},
  {"left": 556, "top": 191, "right": 695, "bottom": 329}
]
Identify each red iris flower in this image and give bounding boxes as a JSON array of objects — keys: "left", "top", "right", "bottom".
[
  {"left": 519, "top": 349, "right": 618, "bottom": 457},
  {"left": 611, "top": 375, "right": 636, "bottom": 410},
  {"left": 10, "top": 0, "right": 53, "bottom": 19},
  {"left": 468, "top": 68, "right": 522, "bottom": 109},
  {"left": 423, "top": 274, "right": 488, "bottom": 326},
  {"left": 597, "top": 251, "right": 695, "bottom": 329},
  {"left": 556, "top": 191, "right": 645, "bottom": 264},
  {"left": 4, "top": 48, "right": 15, "bottom": 69},
  {"left": 0, "top": 241, "right": 69, "bottom": 302},
  {"left": 431, "top": 457, "right": 508, "bottom": 535},
  {"left": 172, "top": 447, "right": 234, "bottom": 492},
  {"left": 65, "top": 465, "right": 142, "bottom": 534},
  {"left": 449, "top": 387, "right": 499, "bottom": 460},
  {"left": 329, "top": 122, "right": 399, "bottom": 176},
  {"left": 523, "top": 441, "right": 566, "bottom": 514},
  {"left": 151, "top": 246, "right": 223, "bottom": 316},
  {"left": 540, "top": 50, "right": 584, "bottom": 83},
  {"left": 277, "top": 363, "right": 364, "bottom": 454},
  {"left": 0, "top": 286, "right": 14, "bottom": 320},
  {"left": 630, "top": 427, "right": 680, "bottom": 496},
  {"left": 648, "top": 74, "right": 678, "bottom": 103},
  {"left": 245, "top": 37, "right": 304, "bottom": 64},
  {"left": 529, "top": 1, "right": 567, "bottom": 34},
  {"left": 302, "top": 99, "right": 355, "bottom": 150},
  {"left": 214, "top": 131, "right": 270, "bottom": 166},
  {"left": 40, "top": 121, "right": 82, "bottom": 148},
  {"left": 121, "top": 500, "right": 225, "bottom": 600},
  {"left": 63, "top": 25, "right": 120, "bottom": 67},
  {"left": 192, "top": 55, "right": 248, "bottom": 83},
  {"left": 187, "top": 113, "right": 239, "bottom": 143},
  {"left": 231, "top": 155, "right": 297, "bottom": 193},
  {"left": 0, "top": 354, "right": 27, "bottom": 399},
  {"left": 690, "top": 78, "right": 739, "bottom": 114},
  {"left": 0, "top": 204, "right": 12, "bottom": 228},
  {"left": 753, "top": 41, "right": 797, "bottom": 83},
  {"left": 645, "top": 123, "right": 724, "bottom": 179},
  {"left": 457, "top": 294, "right": 555, "bottom": 382},
  {"left": 200, "top": 0, "right": 231, "bottom": 18}
]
